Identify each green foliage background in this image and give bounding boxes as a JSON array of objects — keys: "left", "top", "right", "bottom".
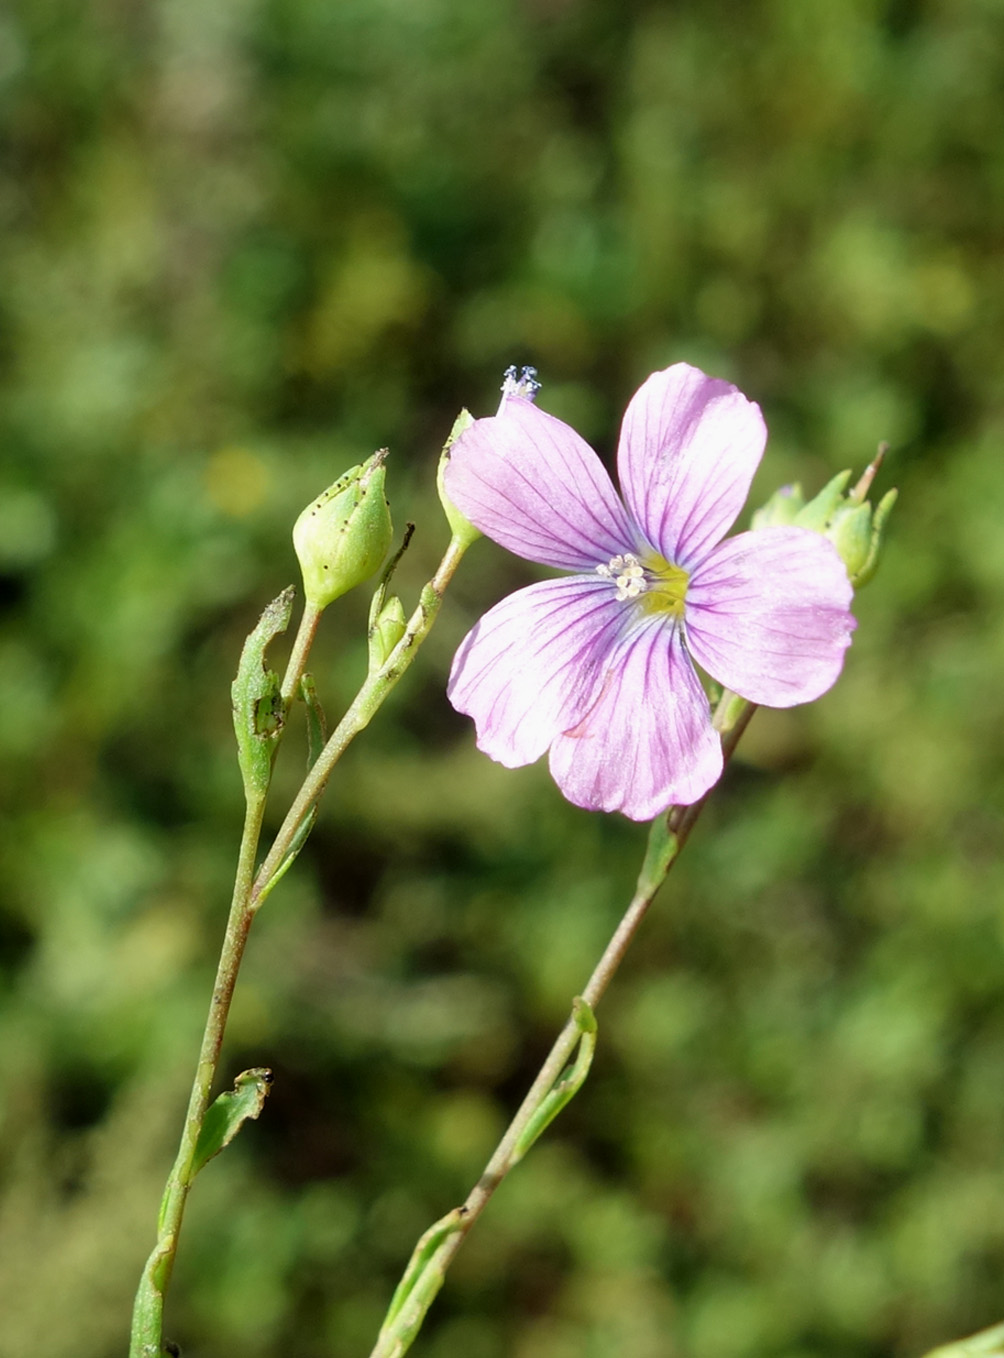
[{"left": 1, "top": 1, "right": 1002, "bottom": 1355}]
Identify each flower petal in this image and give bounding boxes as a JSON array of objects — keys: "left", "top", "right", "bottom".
[
  {"left": 617, "top": 364, "right": 768, "bottom": 569},
  {"left": 444, "top": 397, "right": 636, "bottom": 571},
  {"left": 685, "top": 526, "right": 856, "bottom": 706},
  {"left": 448, "top": 575, "right": 626, "bottom": 767},
  {"left": 548, "top": 616, "right": 723, "bottom": 820}
]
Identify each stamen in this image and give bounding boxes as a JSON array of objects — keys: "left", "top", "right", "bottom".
[
  {"left": 499, "top": 365, "right": 541, "bottom": 411},
  {"left": 596, "top": 552, "right": 647, "bottom": 601}
]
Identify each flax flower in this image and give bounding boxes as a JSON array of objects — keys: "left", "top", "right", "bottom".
[{"left": 444, "top": 364, "right": 855, "bottom": 820}]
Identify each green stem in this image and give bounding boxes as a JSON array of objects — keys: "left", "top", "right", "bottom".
[
  {"left": 130, "top": 531, "right": 471, "bottom": 1357},
  {"left": 281, "top": 601, "right": 323, "bottom": 705},
  {"left": 130, "top": 791, "right": 267, "bottom": 1358},
  {"left": 252, "top": 533, "right": 468, "bottom": 906},
  {"left": 369, "top": 693, "right": 757, "bottom": 1358}
]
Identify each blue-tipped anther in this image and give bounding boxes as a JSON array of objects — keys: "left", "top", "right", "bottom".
[{"left": 501, "top": 364, "right": 541, "bottom": 403}]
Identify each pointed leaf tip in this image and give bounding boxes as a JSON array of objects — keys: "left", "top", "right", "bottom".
[
  {"left": 191, "top": 1068, "right": 274, "bottom": 1179},
  {"left": 232, "top": 589, "right": 296, "bottom": 799}
]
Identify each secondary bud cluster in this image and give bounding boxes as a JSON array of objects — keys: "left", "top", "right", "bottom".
[{"left": 752, "top": 449, "right": 897, "bottom": 588}]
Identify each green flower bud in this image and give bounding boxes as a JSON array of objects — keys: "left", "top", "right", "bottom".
[
  {"left": 834, "top": 486, "right": 897, "bottom": 588},
  {"left": 293, "top": 451, "right": 392, "bottom": 611},
  {"left": 824, "top": 502, "right": 873, "bottom": 582},
  {"left": 752, "top": 447, "right": 896, "bottom": 589},
  {"left": 793, "top": 469, "right": 853, "bottom": 533},
  {"left": 750, "top": 483, "right": 806, "bottom": 530},
  {"left": 437, "top": 409, "right": 481, "bottom": 548},
  {"left": 368, "top": 593, "right": 407, "bottom": 672}
]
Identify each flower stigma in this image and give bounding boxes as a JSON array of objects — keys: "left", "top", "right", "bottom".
[{"left": 596, "top": 551, "right": 689, "bottom": 613}]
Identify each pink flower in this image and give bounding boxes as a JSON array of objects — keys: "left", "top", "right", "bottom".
[{"left": 444, "top": 363, "right": 856, "bottom": 820}]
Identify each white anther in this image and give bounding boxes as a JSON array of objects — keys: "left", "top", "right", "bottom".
[{"left": 597, "top": 552, "right": 647, "bottom": 601}]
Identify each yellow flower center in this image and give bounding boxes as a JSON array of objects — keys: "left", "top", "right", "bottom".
[{"left": 596, "top": 551, "right": 689, "bottom": 615}]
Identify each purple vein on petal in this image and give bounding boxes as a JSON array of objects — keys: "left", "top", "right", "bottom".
[
  {"left": 448, "top": 576, "right": 630, "bottom": 766},
  {"left": 547, "top": 613, "right": 722, "bottom": 819},
  {"left": 445, "top": 403, "right": 635, "bottom": 570},
  {"left": 618, "top": 366, "right": 766, "bottom": 569}
]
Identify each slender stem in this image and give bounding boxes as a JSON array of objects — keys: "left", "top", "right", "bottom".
[
  {"left": 131, "top": 532, "right": 471, "bottom": 1358},
  {"left": 130, "top": 792, "right": 267, "bottom": 1358},
  {"left": 446, "top": 698, "right": 756, "bottom": 1246},
  {"left": 252, "top": 534, "right": 468, "bottom": 906},
  {"left": 281, "top": 601, "right": 323, "bottom": 704},
  {"left": 369, "top": 694, "right": 758, "bottom": 1358}
]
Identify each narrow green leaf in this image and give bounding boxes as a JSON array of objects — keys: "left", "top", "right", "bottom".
[
  {"left": 636, "top": 814, "right": 680, "bottom": 898},
  {"left": 377, "top": 1208, "right": 466, "bottom": 1355},
  {"left": 232, "top": 588, "right": 295, "bottom": 799},
  {"left": 191, "top": 1068, "right": 274, "bottom": 1179},
  {"left": 512, "top": 998, "right": 597, "bottom": 1165}
]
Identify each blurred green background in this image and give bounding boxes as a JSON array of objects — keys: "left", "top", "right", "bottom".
[{"left": 1, "top": 1, "right": 1003, "bottom": 1355}]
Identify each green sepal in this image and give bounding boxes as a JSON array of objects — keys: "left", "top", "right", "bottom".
[
  {"left": 751, "top": 455, "right": 896, "bottom": 591},
  {"left": 714, "top": 690, "right": 749, "bottom": 736},
  {"left": 189, "top": 1068, "right": 274, "bottom": 1181},
  {"left": 825, "top": 501, "right": 873, "bottom": 580},
  {"left": 793, "top": 469, "right": 852, "bottom": 532},
  {"left": 750, "top": 483, "right": 805, "bottom": 530},
  {"left": 849, "top": 486, "right": 898, "bottom": 587},
  {"left": 231, "top": 588, "right": 295, "bottom": 800}
]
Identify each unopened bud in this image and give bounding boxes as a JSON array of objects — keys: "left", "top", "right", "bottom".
[
  {"left": 792, "top": 470, "right": 853, "bottom": 533},
  {"left": 824, "top": 502, "right": 873, "bottom": 582},
  {"left": 293, "top": 451, "right": 393, "bottom": 611},
  {"left": 750, "top": 483, "right": 806, "bottom": 530},
  {"left": 437, "top": 409, "right": 481, "bottom": 548},
  {"left": 753, "top": 447, "right": 896, "bottom": 589},
  {"left": 368, "top": 594, "right": 407, "bottom": 672},
  {"left": 836, "top": 487, "right": 897, "bottom": 588}
]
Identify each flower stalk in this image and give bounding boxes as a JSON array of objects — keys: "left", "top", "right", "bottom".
[
  {"left": 130, "top": 792, "right": 267, "bottom": 1358},
  {"left": 251, "top": 533, "right": 468, "bottom": 905},
  {"left": 281, "top": 600, "right": 323, "bottom": 705},
  {"left": 130, "top": 529, "right": 473, "bottom": 1358},
  {"left": 369, "top": 690, "right": 757, "bottom": 1358}
]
